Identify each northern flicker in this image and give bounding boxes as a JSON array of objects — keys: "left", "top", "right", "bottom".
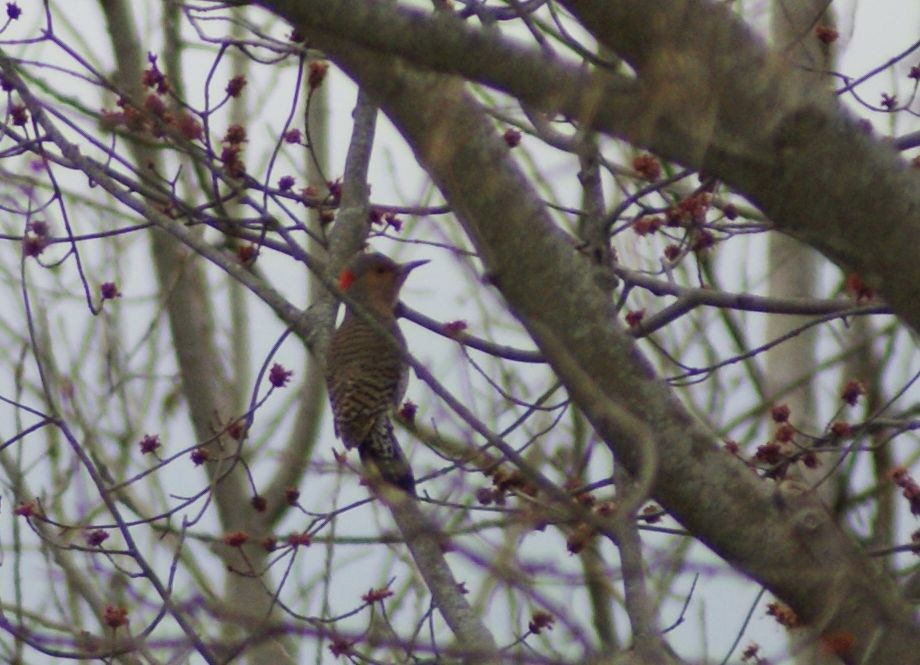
[{"left": 326, "top": 252, "right": 428, "bottom": 495}]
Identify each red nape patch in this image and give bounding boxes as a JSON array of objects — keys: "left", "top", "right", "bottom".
[{"left": 338, "top": 268, "right": 356, "bottom": 291}]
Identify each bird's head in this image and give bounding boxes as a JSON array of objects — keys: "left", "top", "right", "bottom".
[{"left": 338, "top": 252, "right": 428, "bottom": 314}]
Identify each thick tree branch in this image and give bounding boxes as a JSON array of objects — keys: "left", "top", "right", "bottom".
[
  {"left": 250, "top": 0, "right": 920, "bottom": 337},
  {"left": 560, "top": 0, "right": 920, "bottom": 334},
  {"left": 254, "top": 4, "right": 920, "bottom": 663}
]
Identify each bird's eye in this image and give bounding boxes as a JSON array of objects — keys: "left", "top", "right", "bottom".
[{"left": 376, "top": 267, "right": 386, "bottom": 274}]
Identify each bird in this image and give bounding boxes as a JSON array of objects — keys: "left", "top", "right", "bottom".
[{"left": 325, "top": 252, "right": 428, "bottom": 495}]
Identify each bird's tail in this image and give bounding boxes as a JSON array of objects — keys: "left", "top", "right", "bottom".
[{"left": 358, "top": 415, "right": 416, "bottom": 496}]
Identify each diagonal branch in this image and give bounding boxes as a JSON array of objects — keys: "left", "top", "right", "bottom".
[
  {"left": 250, "top": 0, "right": 920, "bottom": 336},
  {"left": 252, "top": 5, "right": 920, "bottom": 662}
]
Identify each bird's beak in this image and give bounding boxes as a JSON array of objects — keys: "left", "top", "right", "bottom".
[{"left": 397, "top": 259, "right": 429, "bottom": 276}]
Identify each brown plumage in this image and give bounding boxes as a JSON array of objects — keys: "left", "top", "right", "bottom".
[{"left": 326, "top": 252, "right": 427, "bottom": 495}]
